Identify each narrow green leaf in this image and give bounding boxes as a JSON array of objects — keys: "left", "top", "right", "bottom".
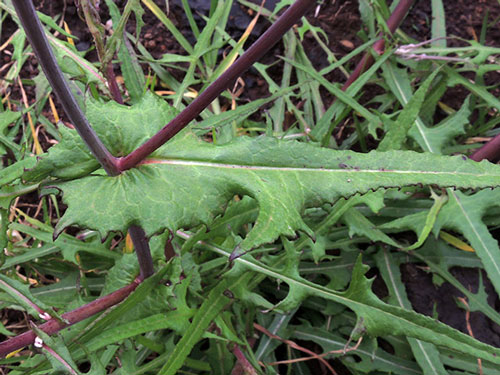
[
  {"left": 433, "top": 189, "right": 500, "bottom": 296},
  {"left": 31, "top": 325, "right": 82, "bottom": 375},
  {"left": 254, "top": 310, "right": 296, "bottom": 361},
  {"left": 106, "top": 0, "right": 146, "bottom": 103},
  {"left": 381, "top": 189, "right": 448, "bottom": 250},
  {"left": 0, "top": 157, "right": 36, "bottom": 185},
  {"left": 431, "top": 0, "right": 446, "bottom": 47},
  {"left": 194, "top": 83, "right": 301, "bottom": 134},
  {"left": 342, "top": 207, "right": 399, "bottom": 247},
  {"left": 281, "top": 56, "right": 381, "bottom": 126},
  {"left": 378, "top": 68, "right": 440, "bottom": 151},
  {"left": 412, "top": 240, "right": 500, "bottom": 327},
  {"left": 375, "top": 248, "right": 448, "bottom": 375},
  {"left": 381, "top": 62, "right": 436, "bottom": 153},
  {"left": 209, "top": 241, "right": 500, "bottom": 364},
  {"left": 293, "top": 326, "right": 422, "bottom": 374},
  {"left": 140, "top": 0, "right": 193, "bottom": 54},
  {"left": 0, "top": 183, "right": 39, "bottom": 210},
  {"left": 0, "top": 274, "right": 52, "bottom": 319},
  {"left": 0, "top": 244, "right": 60, "bottom": 271},
  {"left": 71, "top": 311, "right": 191, "bottom": 360},
  {"left": 158, "top": 280, "right": 231, "bottom": 375},
  {"left": 408, "top": 96, "right": 469, "bottom": 154},
  {"left": 445, "top": 66, "right": 500, "bottom": 112},
  {"left": 69, "top": 264, "right": 171, "bottom": 348}
]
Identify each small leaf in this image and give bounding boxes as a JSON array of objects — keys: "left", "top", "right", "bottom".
[
  {"left": 408, "top": 96, "right": 470, "bottom": 154},
  {"left": 378, "top": 68, "right": 441, "bottom": 151}
]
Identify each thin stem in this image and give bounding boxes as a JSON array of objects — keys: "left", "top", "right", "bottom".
[
  {"left": 105, "top": 63, "right": 125, "bottom": 104},
  {"left": 79, "top": 0, "right": 124, "bottom": 104},
  {"left": 129, "top": 225, "right": 154, "bottom": 280},
  {"left": 470, "top": 133, "right": 500, "bottom": 162},
  {"left": 232, "top": 345, "right": 258, "bottom": 375},
  {"left": 13, "top": 0, "right": 120, "bottom": 176},
  {"left": 0, "top": 279, "right": 140, "bottom": 357},
  {"left": 118, "top": 0, "right": 315, "bottom": 171},
  {"left": 341, "top": 0, "right": 416, "bottom": 91}
]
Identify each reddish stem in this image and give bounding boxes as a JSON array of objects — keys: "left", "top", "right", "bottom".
[
  {"left": 129, "top": 225, "right": 154, "bottom": 279},
  {"left": 470, "top": 134, "right": 500, "bottom": 162},
  {"left": 341, "top": 0, "right": 416, "bottom": 91},
  {"left": 117, "top": 0, "right": 315, "bottom": 171},
  {"left": 232, "top": 345, "right": 258, "bottom": 375},
  {"left": 12, "top": 0, "right": 120, "bottom": 176},
  {"left": 106, "top": 63, "right": 124, "bottom": 104},
  {"left": 0, "top": 279, "right": 140, "bottom": 357}
]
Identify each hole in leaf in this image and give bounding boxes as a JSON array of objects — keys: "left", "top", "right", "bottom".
[{"left": 377, "top": 337, "right": 395, "bottom": 355}]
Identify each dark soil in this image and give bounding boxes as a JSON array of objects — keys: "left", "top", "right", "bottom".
[{"left": 2, "top": 0, "right": 500, "bottom": 373}]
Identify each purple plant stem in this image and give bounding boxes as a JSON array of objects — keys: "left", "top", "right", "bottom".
[
  {"left": 129, "top": 225, "right": 154, "bottom": 280},
  {"left": 15, "top": 2, "right": 152, "bottom": 278},
  {"left": 232, "top": 345, "right": 258, "bottom": 375},
  {"left": 341, "top": 0, "right": 415, "bottom": 91},
  {"left": 470, "top": 134, "right": 500, "bottom": 162},
  {"left": 41, "top": 343, "right": 79, "bottom": 375},
  {"left": 117, "top": 0, "right": 315, "bottom": 171},
  {"left": 0, "top": 279, "right": 140, "bottom": 357},
  {"left": 12, "top": 0, "right": 120, "bottom": 176},
  {"left": 106, "top": 63, "right": 124, "bottom": 104}
]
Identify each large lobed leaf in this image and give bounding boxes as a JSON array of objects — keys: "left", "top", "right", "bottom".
[{"left": 25, "top": 93, "right": 500, "bottom": 251}]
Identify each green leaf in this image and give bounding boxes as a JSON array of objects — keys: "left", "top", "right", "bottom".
[
  {"left": 213, "top": 240, "right": 500, "bottom": 365},
  {"left": 0, "top": 274, "right": 53, "bottom": 318},
  {"left": 0, "top": 110, "right": 21, "bottom": 133},
  {"left": 381, "top": 63, "right": 436, "bottom": 153},
  {"left": 25, "top": 92, "right": 178, "bottom": 181},
  {"left": 380, "top": 189, "right": 448, "bottom": 250},
  {"left": 31, "top": 325, "right": 82, "bottom": 375},
  {"left": 25, "top": 93, "right": 500, "bottom": 252},
  {"left": 408, "top": 96, "right": 469, "bottom": 154},
  {"left": 375, "top": 248, "right": 448, "bottom": 375},
  {"left": 293, "top": 326, "right": 423, "bottom": 374},
  {"left": 342, "top": 207, "right": 399, "bottom": 247},
  {"left": 106, "top": 0, "right": 146, "bottom": 103},
  {"left": 53, "top": 142, "right": 500, "bottom": 251},
  {"left": 411, "top": 241, "right": 500, "bottom": 327},
  {"left": 0, "top": 183, "right": 39, "bottom": 210},
  {"left": 378, "top": 68, "right": 440, "bottom": 151},
  {"left": 0, "top": 157, "right": 36, "bottom": 186},
  {"left": 433, "top": 189, "right": 500, "bottom": 296},
  {"left": 158, "top": 280, "right": 231, "bottom": 375},
  {"left": 71, "top": 311, "right": 192, "bottom": 360}
]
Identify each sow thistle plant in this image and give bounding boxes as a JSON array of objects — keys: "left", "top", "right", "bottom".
[{"left": 1, "top": 0, "right": 500, "bottom": 374}]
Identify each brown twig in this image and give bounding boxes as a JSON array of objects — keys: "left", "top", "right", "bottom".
[
  {"left": 458, "top": 297, "right": 483, "bottom": 375},
  {"left": 253, "top": 322, "right": 338, "bottom": 374}
]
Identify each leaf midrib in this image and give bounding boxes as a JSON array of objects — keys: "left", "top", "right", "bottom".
[{"left": 139, "top": 159, "right": 494, "bottom": 177}]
